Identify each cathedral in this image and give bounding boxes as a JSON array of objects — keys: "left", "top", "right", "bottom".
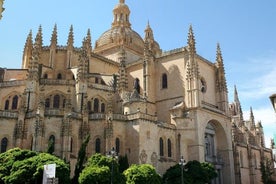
[{"left": 0, "top": 0, "right": 273, "bottom": 183}]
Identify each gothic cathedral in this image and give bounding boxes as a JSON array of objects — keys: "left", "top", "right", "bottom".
[{"left": 0, "top": 1, "right": 273, "bottom": 183}]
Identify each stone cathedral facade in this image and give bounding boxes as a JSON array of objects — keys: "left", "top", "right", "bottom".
[{"left": 0, "top": 0, "right": 273, "bottom": 183}]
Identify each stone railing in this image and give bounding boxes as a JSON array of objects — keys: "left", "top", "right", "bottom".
[
  {"left": 88, "top": 83, "right": 114, "bottom": 91},
  {"left": 127, "top": 112, "right": 157, "bottom": 122},
  {"left": 40, "top": 79, "right": 75, "bottom": 86},
  {"left": 89, "top": 113, "right": 106, "bottom": 120},
  {"left": 0, "top": 110, "right": 18, "bottom": 118},
  {"left": 45, "top": 109, "right": 64, "bottom": 116},
  {"left": 0, "top": 80, "right": 26, "bottom": 87}
]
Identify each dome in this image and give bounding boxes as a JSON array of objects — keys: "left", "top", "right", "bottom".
[{"left": 95, "top": 26, "right": 144, "bottom": 54}]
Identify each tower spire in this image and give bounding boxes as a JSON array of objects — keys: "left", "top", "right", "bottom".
[
  {"left": 187, "top": 25, "right": 196, "bottom": 55},
  {"left": 50, "top": 24, "right": 58, "bottom": 47},
  {"left": 233, "top": 85, "right": 244, "bottom": 122},
  {"left": 35, "top": 25, "right": 43, "bottom": 52},
  {"left": 215, "top": 43, "right": 228, "bottom": 112},
  {"left": 22, "top": 30, "right": 33, "bottom": 69},
  {"left": 67, "top": 25, "right": 74, "bottom": 49},
  {"left": 249, "top": 106, "right": 255, "bottom": 130}
]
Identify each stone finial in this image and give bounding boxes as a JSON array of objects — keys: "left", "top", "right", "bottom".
[
  {"left": 35, "top": 25, "right": 43, "bottom": 51},
  {"left": 67, "top": 25, "right": 74, "bottom": 49},
  {"left": 215, "top": 43, "right": 227, "bottom": 92},
  {"left": 50, "top": 24, "right": 58, "bottom": 47},
  {"left": 187, "top": 25, "right": 196, "bottom": 54}
]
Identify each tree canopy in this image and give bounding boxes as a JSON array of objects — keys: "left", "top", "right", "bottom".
[
  {"left": 123, "top": 164, "right": 161, "bottom": 184},
  {"left": 0, "top": 148, "right": 70, "bottom": 184},
  {"left": 79, "top": 153, "right": 125, "bottom": 184},
  {"left": 162, "top": 160, "right": 217, "bottom": 184}
]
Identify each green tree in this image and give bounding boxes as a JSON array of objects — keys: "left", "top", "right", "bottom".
[
  {"left": 162, "top": 160, "right": 217, "bottom": 184},
  {"left": 79, "top": 153, "right": 125, "bottom": 184},
  {"left": 0, "top": 148, "right": 38, "bottom": 184},
  {"left": 0, "top": 148, "right": 70, "bottom": 184},
  {"left": 72, "top": 134, "right": 90, "bottom": 184},
  {"left": 260, "top": 157, "right": 275, "bottom": 184},
  {"left": 123, "top": 164, "right": 161, "bottom": 184}
]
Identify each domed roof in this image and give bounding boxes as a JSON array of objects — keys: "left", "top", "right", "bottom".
[{"left": 95, "top": 26, "right": 144, "bottom": 54}]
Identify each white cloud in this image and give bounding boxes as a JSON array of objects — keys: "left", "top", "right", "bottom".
[{"left": 233, "top": 51, "right": 276, "bottom": 100}]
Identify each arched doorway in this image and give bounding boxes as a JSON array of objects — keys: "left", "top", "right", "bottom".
[{"left": 204, "top": 120, "right": 232, "bottom": 184}]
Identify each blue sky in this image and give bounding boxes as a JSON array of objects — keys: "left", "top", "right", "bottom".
[{"left": 0, "top": 0, "right": 276, "bottom": 146}]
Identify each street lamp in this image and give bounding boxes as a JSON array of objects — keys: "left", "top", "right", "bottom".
[
  {"left": 107, "top": 147, "right": 118, "bottom": 184},
  {"left": 179, "top": 156, "right": 186, "bottom": 184}
]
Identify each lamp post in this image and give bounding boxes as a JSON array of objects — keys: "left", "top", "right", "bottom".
[
  {"left": 107, "top": 147, "right": 118, "bottom": 184},
  {"left": 179, "top": 156, "right": 186, "bottom": 184}
]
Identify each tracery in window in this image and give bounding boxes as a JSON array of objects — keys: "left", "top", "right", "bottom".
[
  {"left": 53, "top": 95, "right": 60, "bottom": 108},
  {"left": 94, "top": 98, "right": 99, "bottom": 113}
]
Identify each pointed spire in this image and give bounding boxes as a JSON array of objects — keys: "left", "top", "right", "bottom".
[
  {"left": 233, "top": 85, "right": 244, "bottom": 122},
  {"left": 24, "top": 30, "right": 33, "bottom": 50},
  {"left": 35, "top": 25, "right": 43, "bottom": 51},
  {"left": 215, "top": 43, "right": 227, "bottom": 92},
  {"left": 67, "top": 25, "right": 74, "bottom": 49},
  {"left": 144, "top": 21, "right": 153, "bottom": 40},
  {"left": 249, "top": 106, "right": 255, "bottom": 128},
  {"left": 50, "top": 24, "right": 58, "bottom": 47},
  {"left": 187, "top": 25, "right": 196, "bottom": 54},
  {"left": 120, "top": 0, "right": 125, "bottom": 3},
  {"left": 234, "top": 85, "right": 239, "bottom": 103},
  {"left": 22, "top": 30, "right": 33, "bottom": 69},
  {"left": 85, "top": 28, "right": 92, "bottom": 52}
]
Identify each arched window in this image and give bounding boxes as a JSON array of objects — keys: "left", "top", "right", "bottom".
[
  {"left": 95, "top": 138, "right": 101, "bottom": 153},
  {"left": 133, "top": 78, "right": 140, "bottom": 94},
  {"left": 57, "top": 73, "right": 62, "bottom": 79},
  {"left": 162, "top": 73, "right": 168, "bottom": 89},
  {"left": 95, "top": 77, "right": 99, "bottom": 84},
  {"left": 4, "top": 100, "right": 9, "bottom": 110},
  {"left": 1, "top": 137, "right": 8, "bottom": 153},
  {"left": 45, "top": 98, "right": 50, "bottom": 108},
  {"left": 101, "top": 103, "right": 105, "bottom": 113},
  {"left": 168, "top": 139, "right": 172, "bottom": 157},
  {"left": 87, "top": 101, "right": 92, "bottom": 112},
  {"left": 49, "top": 135, "right": 55, "bottom": 152},
  {"left": 115, "top": 138, "right": 120, "bottom": 153},
  {"left": 159, "top": 138, "right": 164, "bottom": 156},
  {"left": 53, "top": 95, "right": 60, "bottom": 108},
  {"left": 94, "top": 98, "right": 99, "bottom": 113},
  {"left": 43, "top": 74, "right": 48, "bottom": 79},
  {"left": 12, "top": 95, "right": 18, "bottom": 110}
]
